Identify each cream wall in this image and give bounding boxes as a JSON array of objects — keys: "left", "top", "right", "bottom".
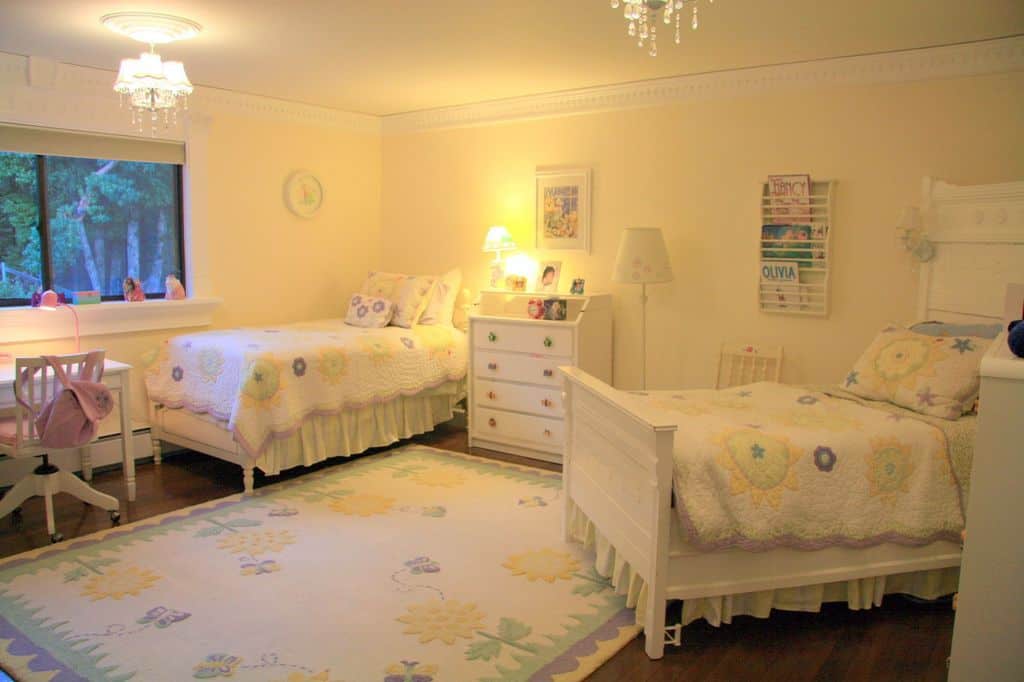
[
  {"left": 1, "top": 111, "right": 381, "bottom": 421},
  {"left": 380, "top": 71, "right": 1024, "bottom": 390}
]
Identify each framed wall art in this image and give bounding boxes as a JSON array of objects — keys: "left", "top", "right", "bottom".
[
  {"left": 536, "top": 167, "right": 591, "bottom": 252},
  {"left": 284, "top": 170, "right": 324, "bottom": 218}
]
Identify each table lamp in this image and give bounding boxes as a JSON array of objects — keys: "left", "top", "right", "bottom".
[
  {"left": 34, "top": 289, "right": 80, "bottom": 352},
  {"left": 482, "top": 225, "right": 517, "bottom": 289},
  {"left": 612, "top": 227, "right": 674, "bottom": 390}
]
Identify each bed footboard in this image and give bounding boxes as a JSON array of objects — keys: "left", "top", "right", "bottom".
[{"left": 560, "top": 367, "right": 678, "bottom": 659}]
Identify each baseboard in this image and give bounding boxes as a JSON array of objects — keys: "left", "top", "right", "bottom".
[{"left": 0, "top": 430, "right": 155, "bottom": 489}]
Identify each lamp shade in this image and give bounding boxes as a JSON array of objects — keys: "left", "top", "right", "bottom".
[
  {"left": 612, "top": 227, "right": 674, "bottom": 284},
  {"left": 482, "top": 225, "right": 516, "bottom": 253}
]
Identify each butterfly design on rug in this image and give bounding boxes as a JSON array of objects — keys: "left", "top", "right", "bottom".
[
  {"left": 241, "top": 558, "right": 281, "bottom": 576},
  {"left": 137, "top": 606, "right": 191, "bottom": 629}
]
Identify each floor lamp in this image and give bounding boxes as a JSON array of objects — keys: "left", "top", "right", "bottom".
[{"left": 612, "top": 227, "right": 674, "bottom": 390}]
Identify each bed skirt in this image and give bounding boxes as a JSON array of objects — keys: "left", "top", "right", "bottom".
[
  {"left": 156, "top": 383, "right": 461, "bottom": 476},
  {"left": 565, "top": 499, "right": 959, "bottom": 629}
]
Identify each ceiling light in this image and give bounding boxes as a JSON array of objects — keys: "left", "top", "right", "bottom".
[
  {"left": 609, "top": 0, "right": 713, "bottom": 57},
  {"left": 101, "top": 12, "right": 202, "bottom": 134}
]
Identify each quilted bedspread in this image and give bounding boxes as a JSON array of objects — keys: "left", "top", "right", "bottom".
[
  {"left": 639, "top": 383, "right": 966, "bottom": 551},
  {"left": 143, "top": 320, "right": 467, "bottom": 458}
]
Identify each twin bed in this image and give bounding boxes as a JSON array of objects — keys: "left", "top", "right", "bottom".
[{"left": 560, "top": 177, "right": 1024, "bottom": 658}]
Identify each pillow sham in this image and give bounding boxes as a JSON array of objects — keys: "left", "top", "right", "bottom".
[
  {"left": 419, "top": 268, "right": 462, "bottom": 326},
  {"left": 391, "top": 275, "right": 437, "bottom": 328},
  {"left": 344, "top": 294, "right": 394, "bottom": 328},
  {"left": 842, "top": 326, "right": 991, "bottom": 419},
  {"left": 360, "top": 271, "right": 407, "bottom": 299},
  {"left": 910, "top": 320, "right": 1002, "bottom": 340}
]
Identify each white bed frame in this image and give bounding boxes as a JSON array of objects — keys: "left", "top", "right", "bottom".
[{"left": 561, "top": 177, "right": 1024, "bottom": 659}]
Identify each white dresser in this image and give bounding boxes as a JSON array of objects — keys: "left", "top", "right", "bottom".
[
  {"left": 468, "top": 291, "right": 612, "bottom": 463},
  {"left": 948, "top": 331, "right": 1024, "bottom": 681}
]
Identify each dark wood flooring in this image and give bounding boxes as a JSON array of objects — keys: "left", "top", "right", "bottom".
[{"left": 0, "top": 422, "right": 954, "bottom": 681}]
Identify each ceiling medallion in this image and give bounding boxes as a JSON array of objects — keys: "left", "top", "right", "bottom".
[
  {"left": 101, "top": 12, "right": 202, "bottom": 134},
  {"left": 609, "top": 0, "right": 714, "bottom": 57}
]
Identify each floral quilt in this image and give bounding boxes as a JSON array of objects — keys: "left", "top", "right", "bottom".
[
  {"left": 143, "top": 321, "right": 467, "bottom": 458},
  {"left": 638, "top": 382, "right": 966, "bottom": 551}
]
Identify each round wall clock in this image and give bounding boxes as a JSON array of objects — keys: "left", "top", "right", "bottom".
[{"left": 283, "top": 170, "right": 324, "bottom": 218}]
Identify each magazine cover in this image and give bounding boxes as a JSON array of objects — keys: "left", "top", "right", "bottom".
[
  {"left": 767, "top": 174, "right": 812, "bottom": 221},
  {"left": 761, "top": 224, "right": 813, "bottom": 261}
]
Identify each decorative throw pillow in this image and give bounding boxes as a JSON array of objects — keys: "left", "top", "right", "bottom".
[
  {"left": 344, "top": 294, "right": 394, "bottom": 328},
  {"left": 419, "top": 268, "right": 462, "bottom": 326},
  {"left": 841, "top": 326, "right": 991, "bottom": 419},
  {"left": 391, "top": 275, "right": 437, "bottom": 328},
  {"left": 360, "top": 271, "right": 407, "bottom": 299}
]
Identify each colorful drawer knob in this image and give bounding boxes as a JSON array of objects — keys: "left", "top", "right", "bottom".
[
  {"left": 543, "top": 369, "right": 554, "bottom": 377},
  {"left": 488, "top": 362, "right": 498, "bottom": 371},
  {"left": 543, "top": 429, "right": 552, "bottom": 437},
  {"left": 488, "top": 391, "right": 497, "bottom": 400},
  {"left": 543, "top": 336, "right": 553, "bottom": 348},
  {"left": 488, "top": 418, "right": 497, "bottom": 427},
  {"left": 488, "top": 331, "right": 498, "bottom": 342},
  {"left": 541, "top": 398, "right": 553, "bottom": 408}
]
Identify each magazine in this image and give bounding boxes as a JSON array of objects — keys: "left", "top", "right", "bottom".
[{"left": 767, "top": 174, "right": 812, "bottom": 221}]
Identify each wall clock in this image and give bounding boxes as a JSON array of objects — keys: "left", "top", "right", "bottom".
[{"left": 283, "top": 170, "right": 324, "bottom": 218}]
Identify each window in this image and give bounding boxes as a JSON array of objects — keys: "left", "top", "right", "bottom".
[{"left": 0, "top": 147, "right": 184, "bottom": 307}]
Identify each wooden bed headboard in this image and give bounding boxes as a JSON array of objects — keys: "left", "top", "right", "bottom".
[{"left": 916, "top": 177, "right": 1024, "bottom": 324}]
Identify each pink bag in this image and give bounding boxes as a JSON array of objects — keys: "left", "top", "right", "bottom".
[{"left": 29, "top": 353, "right": 114, "bottom": 449}]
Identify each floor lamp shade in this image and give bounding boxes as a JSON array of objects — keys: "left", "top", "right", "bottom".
[
  {"left": 612, "top": 227, "right": 674, "bottom": 283},
  {"left": 613, "top": 227, "right": 673, "bottom": 390}
]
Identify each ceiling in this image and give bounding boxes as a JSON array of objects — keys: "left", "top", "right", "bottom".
[{"left": 0, "top": 1, "right": 1021, "bottom": 116}]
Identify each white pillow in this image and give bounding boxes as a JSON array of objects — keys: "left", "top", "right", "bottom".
[
  {"left": 419, "top": 268, "right": 462, "bottom": 326},
  {"left": 344, "top": 294, "right": 394, "bottom": 328},
  {"left": 391, "top": 275, "right": 437, "bottom": 328}
]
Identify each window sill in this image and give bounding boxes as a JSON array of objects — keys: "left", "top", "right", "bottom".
[{"left": 0, "top": 297, "right": 221, "bottom": 344}]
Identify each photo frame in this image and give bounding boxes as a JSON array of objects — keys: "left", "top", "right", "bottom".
[
  {"left": 538, "top": 261, "right": 562, "bottom": 293},
  {"left": 570, "top": 278, "right": 586, "bottom": 295},
  {"left": 536, "top": 168, "right": 591, "bottom": 252}
]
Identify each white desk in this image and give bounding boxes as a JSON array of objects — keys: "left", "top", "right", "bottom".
[{"left": 0, "top": 359, "right": 136, "bottom": 501}]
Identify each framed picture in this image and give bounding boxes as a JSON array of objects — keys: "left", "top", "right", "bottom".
[
  {"left": 570, "top": 278, "right": 586, "bottom": 295},
  {"left": 543, "top": 298, "right": 567, "bottom": 321},
  {"left": 536, "top": 168, "right": 591, "bottom": 252},
  {"left": 284, "top": 170, "right": 324, "bottom": 218},
  {"left": 538, "top": 261, "right": 562, "bottom": 293}
]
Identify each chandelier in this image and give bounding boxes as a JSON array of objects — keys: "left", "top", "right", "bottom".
[
  {"left": 610, "top": 0, "right": 713, "bottom": 57},
  {"left": 101, "top": 12, "right": 202, "bottom": 133}
]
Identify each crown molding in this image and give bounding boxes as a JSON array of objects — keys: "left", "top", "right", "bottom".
[
  {"left": 0, "top": 51, "right": 381, "bottom": 137},
  {"left": 381, "top": 36, "right": 1024, "bottom": 134}
]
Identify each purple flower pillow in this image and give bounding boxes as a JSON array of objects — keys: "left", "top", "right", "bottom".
[{"left": 344, "top": 294, "right": 394, "bottom": 328}]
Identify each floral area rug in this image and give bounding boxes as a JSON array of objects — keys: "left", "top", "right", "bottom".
[{"left": 0, "top": 446, "right": 638, "bottom": 681}]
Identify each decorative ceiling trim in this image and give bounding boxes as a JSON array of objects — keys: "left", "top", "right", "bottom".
[
  {"left": 0, "top": 51, "right": 381, "bottom": 137},
  {"left": 381, "top": 35, "right": 1024, "bottom": 134}
]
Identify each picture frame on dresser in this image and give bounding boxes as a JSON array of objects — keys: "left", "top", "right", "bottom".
[{"left": 468, "top": 290, "right": 611, "bottom": 463}]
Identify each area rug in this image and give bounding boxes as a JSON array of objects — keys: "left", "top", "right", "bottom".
[{"left": 0, "top": 446, "right": 639, "bottom": 681}]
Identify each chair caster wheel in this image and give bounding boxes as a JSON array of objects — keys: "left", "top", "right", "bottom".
[
  {"left": 110, "top": 511, "right": 121, "bottom": 526},
  {"left": 50, "top": 532, "right": 64, "bottom": 544}
]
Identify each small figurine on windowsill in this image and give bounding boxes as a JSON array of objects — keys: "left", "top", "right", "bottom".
[
  {"left": 122, "top": 277, "right": 145, "bottom": 302},
  {"left": 164, "top": 274, "right": 186, "bottom": 300}
]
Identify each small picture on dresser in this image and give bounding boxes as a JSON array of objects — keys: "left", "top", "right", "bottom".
[
  {"left": 543, "top": 298, "right": 567, "bottom": 321},
  {"left": 539, "top": 261, "right": 562, "bottom": 293}
]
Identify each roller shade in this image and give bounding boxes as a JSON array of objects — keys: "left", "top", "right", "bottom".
[{"left": 0, "top": 124, "right": 185, "bottom": 165}]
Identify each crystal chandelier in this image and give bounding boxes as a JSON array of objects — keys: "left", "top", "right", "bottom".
[
  {"left": 609, "top": 0, "right": 713, "bottom": 57},
  {"left": 101, "top": 12, "right": 202, "bottom": 133}
]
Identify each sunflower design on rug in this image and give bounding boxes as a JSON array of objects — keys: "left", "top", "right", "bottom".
[
  {"left": 384, "top": 660, "right": 438, "bottom": 682},
  {"left": 865, "top": 437, "right": 916, "bottom": 504},
  {"left": 410, "top": 467, "right": 466, "bottom": 488},
  {"left": 328, "top": 493, "right": 396, "bottom": 516},
  {"left": 715, "top": 428, "right": 801, "bottom": 509},
  {"left": 867, "top": 333, "right": 948, "bottom": 394},
  {"left": 80, "top": 564, "right": 162, "bottom": 601},
  {"left": 397, "top": 599, "right": 486, "bottom": 645},
  {"left": 316, "top": 348, "right": 348, "bottom": 385},
  {"left": 503, "top": 548, "right": 580, "bottom": 583},
  {"left": 197, "top": 347, "right": 225, "bottom": 384},
  {"left": 217, "top": 529, "right": 296, "bottom": 556},
  {"left": 241, "top": 354, "right": 284, "bottom": 408}
]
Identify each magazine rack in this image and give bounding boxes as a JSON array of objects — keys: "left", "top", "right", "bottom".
[{"left": 758, "top": 179, "right": 836, "bottom": 316}]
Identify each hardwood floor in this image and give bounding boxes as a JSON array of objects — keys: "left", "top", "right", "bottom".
[{"left": 0, "top": 422, "right": 954, "bottom": 681}]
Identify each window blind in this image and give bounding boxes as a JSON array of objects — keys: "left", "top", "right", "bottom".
[{"left": 0, "top": 124, "right": 185, "bottom": 165}]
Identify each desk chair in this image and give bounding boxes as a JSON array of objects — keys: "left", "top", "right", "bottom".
[
  {"left": 0, "top": 353, "right": 121, "bottom": 543},
  {"left": 715, "top": 343, "right": 784, "bottom": 389}
]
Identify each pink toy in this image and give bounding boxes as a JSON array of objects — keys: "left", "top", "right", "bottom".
[
  {"left": 122, "top": 277, "right": 145, "bottom": 302},
  {"left": 27, "top": 353, "right": 114, "bottom": 449},
  {"left": 164, "top": 275, "right": 185, "bottom": 300},
  {"left": 527, "top": 298, "right": 545, "bottom": 319}
]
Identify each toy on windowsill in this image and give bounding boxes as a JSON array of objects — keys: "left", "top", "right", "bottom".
[
  {"left": 122, "top": 277, "right": 145, "bottom": 302},
  {"left": 1008, "top": 320, "right": 1024, "bottom": 358},
  {"left": 31, "top": 289, "right": 67, "bottom": 307},
  {"left": 164, "top": 275, "right": 185, "bottom": 300}
]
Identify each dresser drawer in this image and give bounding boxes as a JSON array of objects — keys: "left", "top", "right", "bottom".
[
  {"left": 474, "top": 350, "right": 563, "bottom": 387},
  {"left": 473, "top": 322, "right": 573, "bottom": 357},
  {"left": 474, "top": 379, "right": 563, "bottom": 417},
  {"left": 473, "top": 407, "right": 564, "bottom": 452}
]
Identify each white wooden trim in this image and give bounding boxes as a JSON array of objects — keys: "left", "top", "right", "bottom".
[
  {"left": 382, "top": 36, "right": 1024, "bottom": 133},
  {"left": 0, "top": 297, "right": 221, "bottom": 344}
]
